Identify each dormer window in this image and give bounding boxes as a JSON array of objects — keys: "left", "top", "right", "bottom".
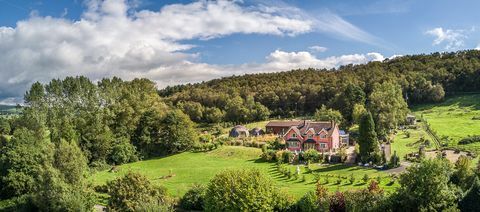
[
  {"left": 292, "top": 133, "right": 296, "bottom": 138},
  {"left": 308, "top": 134, "right": 313, "bottom": 139},
  {"left": 320, "top": 133, "right": 327, "bottom": 138}
]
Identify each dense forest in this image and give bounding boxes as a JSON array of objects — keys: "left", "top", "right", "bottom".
[{"left": 161, "top": 50, "right": 480, "bottom": 129}]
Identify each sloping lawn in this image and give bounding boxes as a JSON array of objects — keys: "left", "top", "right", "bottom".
[
  {"left": 91, "top": 146, "right": 398, "bottom": 199},
  {"left": 413, "top": 94, "right": 480, "bottom": 153},
  {"left": 391, "top": 128, "right": 436, "bottom": 159}
]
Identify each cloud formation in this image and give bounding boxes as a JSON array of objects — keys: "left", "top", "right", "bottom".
[
  {"left": 0, "top": 0, "right": 384, "bottom": 103},
  {"left": 426, "top": 27, "right": 467, "bottom": 50},
  {"left": 308, "top": 45, "right": 328, "bottom": 53}
]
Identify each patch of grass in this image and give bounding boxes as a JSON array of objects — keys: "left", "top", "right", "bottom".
[
  {"left": 391, "top": 128, "right": 435, "bottom": 159},
  {"left": 413, "top": 94, "right": 480, "bottom": 153},
  {"left": 90, "top": 146, "right": 397, "bottom": 199}
]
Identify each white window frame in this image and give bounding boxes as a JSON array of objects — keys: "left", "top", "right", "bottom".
[{"left": 320, "top": 143, "right": 327, "bottom": 149}]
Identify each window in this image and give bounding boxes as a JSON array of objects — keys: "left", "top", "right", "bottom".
[
  {"left": 304, "top": 143, "right": 315, "bottom": 150},
  {"left": 320, "top": 133, "right": 327, "bottom": 138},
  {"left": 288, "top": 141, "right": 299, "bottom": 148},
  {"left": 291, "top": 133, "right": 296, "bottom": 138},
  {"left": 320, "top": 143, "right": 327, "bottom": 149},
  {"left": 308, "top": 134, "right": 313, "bottom": 139}
]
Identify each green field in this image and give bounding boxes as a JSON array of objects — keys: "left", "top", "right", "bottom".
[
  {"left": 413, "top": 94, "right": 480, "bottom": 153},
  {"left": 91, "top": 146, "right": 397, "bottom": 199},
  {"left": 391, "top": 127, "right": 435, "bottom": 159}
]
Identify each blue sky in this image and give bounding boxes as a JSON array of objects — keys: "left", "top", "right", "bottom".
[{"left": 0, "top": 0, "right": 479, "bottom": 103}]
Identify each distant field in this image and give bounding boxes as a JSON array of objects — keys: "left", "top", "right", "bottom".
[
  {"left": 413, "top": 94, "right": 480, "bottom": 153},
  {"left": 91, "top": 146, "right": 398, "bottom": 199}
]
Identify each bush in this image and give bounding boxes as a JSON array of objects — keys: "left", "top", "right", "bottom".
[
  {"left": 362, "top": 174, "right": 370, "bottom": 184},
  {"left": 459, "top": 135, "right": 480, "bottom": 145},
  {"left": 204, "top": 169, "right": 278, "bottom": 211},
  {"left": 302, "top": 149, "right": 320, "bottom": 164},
  {"left": 108, "top": 138, "right": 138, "bottom": 165},
  {"left": 106, "top": 172, "right": 170, "bottom": 211},
  {"left": 349, "top": 174, "right": 355, "bottom": 184},
  {"left": 297, "top": 191, "right": 320, "bottom": 212},
  {"left": 180, "top": 184, "right": 206, "bottom": 211}
]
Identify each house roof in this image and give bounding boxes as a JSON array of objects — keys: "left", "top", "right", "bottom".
[
  {"left": 266, "top": 120, "right": 303, "bottom": 127},
  {"left": 280, "top": 120, "right": 337, "bottom": 138},
  {"left": 232, "top": 125, "right": 248, "bottom": 132}
]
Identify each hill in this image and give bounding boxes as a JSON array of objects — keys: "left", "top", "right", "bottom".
[{"left": 160, "top": 50, "right": 480, "bottom": 126}]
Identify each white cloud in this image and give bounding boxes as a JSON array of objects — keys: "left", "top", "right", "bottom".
[
  {"left": 308, "top": 45, "right": 328, "bottom": 53},
  {"left": 426, "top": 27, "right": 466, "bottom": 50},
  {"left": 475, "top": 44, "right": 480, "bottom": 50},
  {"left": 0, "top": 0, "right": 384, "bottom": 103}
]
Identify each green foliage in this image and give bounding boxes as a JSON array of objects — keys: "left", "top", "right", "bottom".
[
  {"left": 302, "top": 149, "right": 320, "bottom": 164},
  {"left": 159, "top": 110, "right": 199, "bottom": 154},
  {"left": 31, "top": 166, "right": 95, "bottom": 212},
  {"left": 368, "top": 81, "right": 409, "bottom": 137},
  {"left": 314, "top": 105, "right": 344, "bottom": 124},
  {"left": 352, "top": 104, "right": 367, "bottom": 125},
  {"left": 204, "top": 169, "right": 278, "bottom": 211},
  {"left": 331, "top": 84, "right": 366, "bottom": 126},
  {"left": 358, "top": 112, "right": 379, "bottom": 163},
  {"left": 458, "top": 135, "right": 480, "bottom": 145},
  {"left": 106, "top": 172, "right": 169, "bottom": 212},
  {"left": 53, "top": 140, "right": 88, "bottom": 185},
  {"left": 459, "top": 176, "right": 480, "bottom": 212},
  {"left": 297, "top": 191, "right": 322, "bottom": 212},
  {"left": 0, "top": 128, "right": 54, "bottom": 198},
  {"left": 0, "top": 118, "right": 11, "bottom": 135},
  {"left": 451, "top": 155, "right": 474, "bottom": 190},
  {"left": 388, "top": 159, "right": 458, "bottom": 211},
  {"left": 180, "top": 184, "right": 206, "bottom": 211},
  {"left": 109, "top": 137, "right": 138, "bottom": 165}
]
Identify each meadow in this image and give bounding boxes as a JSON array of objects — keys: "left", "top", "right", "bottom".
[
  {"left": 91, "top": 146, "right": 398, "bottom": 199},
  {"left": 413, "top": 94, "right": 480, "bottom": 153}
]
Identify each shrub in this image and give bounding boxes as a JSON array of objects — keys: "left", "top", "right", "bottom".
[
  {"left": 349, "top": 174, "right": 355, "bottom": 184},
  {"left": 204, "top": 169, "right": 277, "bottom": 211},
  {"left": 362, "top": 174, "right": 370, "bottom": 184},
  {"left": 329, "top": 191, "right": 346, "bottom": 212},
  {"left": 106, "top": 172, "right": 170, "bottom": 212},
  {"left": 302, "top": 149, "right": 320, "bottom": 164},
  {"left": 459, "top": 135, "right": 480, "bottom": 145},
  {"left": 297, "top": 191, "right": 320, "bottom": 212},
  {"left": 108, "top": 138, "right": 138, "bottom": 165},
  {"left": 180, "top": 184, "right": 206, "bottom": 211},
  {"left": 336, "top": 177, "right": 342, "bottom": 185}
]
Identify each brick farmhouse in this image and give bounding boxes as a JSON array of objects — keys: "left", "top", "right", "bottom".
[{"left": 266, "top": 120, "right": 348, "bottom": 153}]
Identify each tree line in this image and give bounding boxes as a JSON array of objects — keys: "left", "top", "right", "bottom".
[
  {"left": 0, "top": 76, "right": 198, "bottom": 210},
  {"left": 161, "top": 50, "right": 480, "bottom": 130}
]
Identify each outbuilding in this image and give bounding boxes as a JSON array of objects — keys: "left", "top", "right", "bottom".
[{"left": 229, "top": 125, "right": 249, "bottom": 138}]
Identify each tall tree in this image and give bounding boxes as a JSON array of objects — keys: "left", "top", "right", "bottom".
[
  {"left": 159, "top": 110, "right": 198, "bottom": 154},
  {"left": 358, "top": 112, "right": 378, "bottom": 163},
  {"left": 368, "top": 82, "right": 409, "bottom": 137}
]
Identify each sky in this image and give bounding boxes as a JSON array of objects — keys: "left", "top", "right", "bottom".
[{"left": 0, "top": 0, "right": 480, "bottom": 104}]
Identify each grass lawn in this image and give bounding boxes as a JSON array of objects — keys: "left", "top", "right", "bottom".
[
  {"left": 413, "top": 94, "right": 480, "bottom": 153},
  {"left": 91, "top": 146, "right": 398, "bottom": 200},
  {"left": 391, "top": 127, "right": 436, "bottom": 159}
]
